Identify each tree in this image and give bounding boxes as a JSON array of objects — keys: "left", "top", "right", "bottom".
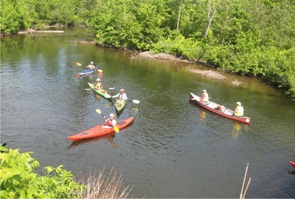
[{"left": 205, "top": 0, "right": 221, "bottom": 38}]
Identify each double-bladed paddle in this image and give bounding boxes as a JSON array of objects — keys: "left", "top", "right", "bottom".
[
  {"left": 76, "top": 62, "right": 103, "bottom": 73},
  {"left": 95, "top": 109, "right": 119, "bottom": 132},
  {"left": 110, "top": 95, "right": 140, "bottom": 104}
]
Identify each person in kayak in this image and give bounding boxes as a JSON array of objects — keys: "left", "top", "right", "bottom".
[
  {"left": 234, "top": 102, "right": 244, "bottom": 116},
  {"left": 112, "top": 89, "right": 128, "bottom": 104},
  {"left": 104, "top": 113, "right": 117, "bottom": 127},
  {"left": 200, "top": 89, "right": 209, "bottom": 104},
  {"left": 94, "top": 78, "right": 103, "bottom": 90},
  {"left": 86, "top": 61, "right": 96, "bottom": 70}
]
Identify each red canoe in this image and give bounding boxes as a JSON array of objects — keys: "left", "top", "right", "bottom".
[
  {"left": 68, "top": 117, "right": 134, "bottom": 141},
  {"left": 290, "top": 161, "right": 295, "bottom": 168},
  {"left": 190, "top": 92, "right": 251, "bottom": 124}
]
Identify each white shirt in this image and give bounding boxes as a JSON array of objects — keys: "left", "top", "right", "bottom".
[{"left": 113, "top": 92, "right": 128, "bottom": 100}]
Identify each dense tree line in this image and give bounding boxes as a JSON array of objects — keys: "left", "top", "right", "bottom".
[{"left": 1, "top": 0, "right": 295, "bottom": 100}]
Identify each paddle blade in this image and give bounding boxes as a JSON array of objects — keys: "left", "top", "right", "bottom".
[
  {"left": 76, "top": 62, "right": 82, "bottom": 66},
  {"left": 132, "top": 100, "right": 140, "bottom": 104},
  {"left": 95, "top": 109, "right": 102, "bottom": 114},
  {"left": 75, "top": 74, "right": 81, "bottom": 79},
  {"left": 114, "top": 125, "right": 119, "bottom": 133}
]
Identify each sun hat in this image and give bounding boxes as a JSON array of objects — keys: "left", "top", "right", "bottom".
[{"left": 236, "top": 102, "right": 241, "bottom": 105}]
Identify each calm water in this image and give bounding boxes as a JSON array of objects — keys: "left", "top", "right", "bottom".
[{"left": 1, "top": 28, "right": 295, "bottom": 198}]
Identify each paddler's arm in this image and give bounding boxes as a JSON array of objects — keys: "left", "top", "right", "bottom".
[{"left": 112, "top": 93, "right": 119, "bottom": 98}]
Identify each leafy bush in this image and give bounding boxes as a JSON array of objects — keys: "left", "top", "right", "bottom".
[
  {"left": 0, "top": 146, "right": 132, "bottom": 199},
  {"left": 0, "top": 146, "right": 85, "bottom": 199}
]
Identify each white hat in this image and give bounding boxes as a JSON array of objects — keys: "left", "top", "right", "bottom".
[
  {"left": 96, "top": 78, "right": 100, "bottom": 81},
  {"left": 203, "top": 90, "right": 207, "bottom": 93},
  {"left": 236, "top": 102, "right": 241, "bottom": 105},
  {"left": 90, "top": 61, "right": 94, "bottom": 64},
  {"left": 110, "top": 113, "right": 115, "bottom": 118},
  {"left": 120, "top": 89, "right": 124, "bottom": 92}
]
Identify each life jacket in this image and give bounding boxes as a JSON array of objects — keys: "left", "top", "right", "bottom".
[
  {"left": 106, "top": 118, "right": 115, "bottom": 127},
  {"left": 201, "top": 93, "right": 209, "bottom": 102},
  {"left": 95, "top": 82, "right": 102, "bottom": 90}
]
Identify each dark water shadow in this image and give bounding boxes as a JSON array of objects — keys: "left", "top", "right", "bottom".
[
  {"left": 288, "top": 170, "right": 295, "bottom": 176},
  {"left": 67, "top": 133, "right": 117, "bottom": 149}
]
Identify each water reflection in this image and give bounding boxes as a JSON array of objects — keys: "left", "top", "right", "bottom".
[
  {"left": 231, "top": 122, "right": 242, "bottom": 137},
  {"left": 198, "top": 109, "right": 207, "bottom": 124},
  {"left": 97, "top": 72, "right": 103, "bottom": 78},
  {"left": 196, "top": 108, "right": 248, "bottom": 138},
  {"left": 76, "top": 71, "right": 100, "bottom": 80},
  {"left": 94, "top": 93, "right": 101, "bottom": 100},
  {"left": 68, "top": 133, "right": 118, "bottom": 149}
]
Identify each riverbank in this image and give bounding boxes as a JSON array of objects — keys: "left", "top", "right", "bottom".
[
  {"left": 18, "top": 29, "right": 64, "bottom": 34},
  {"left": 137, "top": 51, "right": 244, "bottom": 85}
]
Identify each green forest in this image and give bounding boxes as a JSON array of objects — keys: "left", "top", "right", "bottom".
[{"left": 1, "top": 0, "right": 295, "bottom": 100}]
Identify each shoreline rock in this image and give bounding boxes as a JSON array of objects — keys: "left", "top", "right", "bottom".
[{"left": 138, "top": 51, "right": 193, "bottom": 63}]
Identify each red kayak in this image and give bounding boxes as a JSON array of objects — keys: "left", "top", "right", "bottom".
[
  {"left": 190, "top": 92, "right": 251, "bottom": 124},
  {"left": 290, "top": 161, "right": 295, "bottom": 168},
  {"left": 68, "top": 117, "right": 134, "bottom": 141}
]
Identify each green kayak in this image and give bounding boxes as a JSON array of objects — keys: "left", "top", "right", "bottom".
[
  {"left": 88, "top": 82, "right": 111, "bottom": 99},
  {"left": 115, "top": 99, "right": 126, "bottom": 112}
]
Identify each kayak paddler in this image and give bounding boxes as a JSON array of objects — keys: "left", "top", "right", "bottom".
[
  {"left": 104, "top": 113, "right": 117, "bottom": 127},
  {"left": 94, "top": 78, "right": 103, "bottom": 90},
  {"left": 86, "top": 61, "right": 96, "bottom": 70}
]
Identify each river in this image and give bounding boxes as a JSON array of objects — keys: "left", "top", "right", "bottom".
[{"left": 1, "top": 28, "right": 295, "bottom": 198}]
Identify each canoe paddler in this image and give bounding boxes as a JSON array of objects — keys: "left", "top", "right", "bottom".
[
  {"left": 234, "top": 102, "right": 244, "bottom": 116},
  {"left": 200, "top": 89, "right": 209, "bottom": 104}
]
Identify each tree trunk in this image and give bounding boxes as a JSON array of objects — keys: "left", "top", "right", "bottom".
[
  {"left": 205, "top": 0, "right": 221, "bottom": 38},
  {"left": 177, "top": 0, "right": 184, "bottom": 32}
]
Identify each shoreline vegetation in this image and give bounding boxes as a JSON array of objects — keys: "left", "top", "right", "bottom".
[
  {"left": 1, "top": 0, "right": 294, "bottom": 100},
  {"left": 0, "top": 146, "right": 132, "bottom": 199}
]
